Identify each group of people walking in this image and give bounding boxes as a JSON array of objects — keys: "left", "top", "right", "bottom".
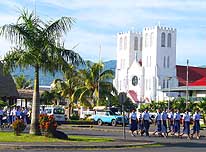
[
  {"left": 129, "top": 108, "right": 201, "bottom": 139},
  {"left": 0, "top": 106, "right": 30, "bottom": 128}
]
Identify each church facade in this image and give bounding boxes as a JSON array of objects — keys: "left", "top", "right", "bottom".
[{"left": 113, "top": 25, "right": 179, "bottom": 103}]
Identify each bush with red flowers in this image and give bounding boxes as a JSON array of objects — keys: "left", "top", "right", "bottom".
[
  {"left": 39, "top": 114, "right": 57, "bottom": 137},
  {"left": 12, "top": 119, "right": 26, "bottom": 136}
]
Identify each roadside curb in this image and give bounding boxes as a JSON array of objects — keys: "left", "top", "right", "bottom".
[{"left": 0, "top": 140, "right": 156, "bottom": 150}]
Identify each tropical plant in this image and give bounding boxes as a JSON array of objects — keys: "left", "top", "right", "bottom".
[
  {"left": 197, "top": 98, "right": 206, "bottom": 124},
  {"left": 0, "top": 9, "right": 83, "bottom": 135},
  {"left": 39, "top": 114, "right": 57, "bottom": 137},
  {"left": 13, "top": 74, "right": 32, "bottom": 89},
  {"left": 74, "top": 61, "right": 115, "bottom": 108},
  {"left": 12, "top": 119, "right": 26, "bottom": 136},
  {"left": 51, "top": 64, "right": 81, "bottom": 118}
]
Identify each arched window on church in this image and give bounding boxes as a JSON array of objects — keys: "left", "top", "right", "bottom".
[
  {"left": 140, "top": 37, "right": 143, "bottom": 51},
  {"left": 150, "top": 32, "right": 154, "bottom": 47},
  {"left": 163, "top": 80, "right": 166, "bottom": 88},
  {"left": 163, "top": 56, "right": 166, "bottom": 68},
  {"left": 145, "top": 33, "right": 148, "bottom": 48},
  {"left": 167, "top": 33, "right": 171, "bottom": 48},
  {"left": 134, "top": 37, "right": 138, "bottom": 50},
  {"left": 124, "top": 36, "right": 127, "bottom": 50},
  {"left": 161, "top": 32, "right": 165, "bottom": 47},
  {"left": 120, "top": 37, "right": 123, "bottom": 50},
  {"left": 167, "top": 56, "right": 170, "bottom": 68}
]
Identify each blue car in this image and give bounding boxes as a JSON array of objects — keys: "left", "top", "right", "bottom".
[{"left": 93, "top": 110, "right": 128, "bottom": 126}]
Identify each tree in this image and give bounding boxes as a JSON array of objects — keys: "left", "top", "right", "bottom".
[
  {"left": 197, "top": 98, "right": 206, "bottom": 124},
  {"left": 0, "top": 9, "right": 83, "bottom": 135},
  {"left": 74, "top": 61, "right": 115, "bottom": 108},
  {"left": 51, "top": 64, "right": 81, "bottom": 117},
  {"left": 13, "top": 74, "right": 32, "bottom": 89}
]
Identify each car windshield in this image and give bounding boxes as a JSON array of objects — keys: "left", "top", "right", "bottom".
[{"left": 54, "top": 108, "right": 65, "bottom": 114}]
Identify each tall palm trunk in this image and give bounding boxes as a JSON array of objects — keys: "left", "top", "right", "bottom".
[{"left": 29, "top": 65, "right": 41, "bottom": 135}]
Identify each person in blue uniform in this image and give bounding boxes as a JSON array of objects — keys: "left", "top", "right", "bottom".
[
  {"left": 173, "top": 109, "right": 181, "bottom": 137},
  {"left": 137, "top": 110, "right": 144, "bottom": 136},
  {"left": 191, "top": 108, "right": 201, "bottom": 139},
  {"left": 143, "top": 108, "right": 151, "bottom": 137},
  {"left": 168, "top": 109, "right": 174, "bottom": 135},
  {"left": 129, "top": 108, "right": 138, "bottom": 136},
  {"left": 161, "top": 109, "right": 168, "bottom": 138},
  {"left": 180, "top": 109, "right": 191, "bottom": 139},
  {"left": 153, "top": 109, "right": 162, "bottom": 136}
]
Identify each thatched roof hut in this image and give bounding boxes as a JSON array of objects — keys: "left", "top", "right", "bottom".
[{"left": 0, "top": 63, "right": 18, "bottom": 98}]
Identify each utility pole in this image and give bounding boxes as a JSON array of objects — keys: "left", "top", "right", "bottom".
[{"left": 186, "top": 59, "right": 189, "bottom": 108}]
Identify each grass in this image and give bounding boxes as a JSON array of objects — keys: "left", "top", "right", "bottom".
[{"left": 0, "top": 132, "right": 113, "bottom": 143}]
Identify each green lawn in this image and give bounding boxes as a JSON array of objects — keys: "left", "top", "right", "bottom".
[{"left": 0, "top": 132, "right": 113, "bottom": 143}]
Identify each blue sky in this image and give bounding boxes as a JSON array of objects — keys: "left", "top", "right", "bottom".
[{"left": 0, "top": 0, "right": 206, "bottom": 66}]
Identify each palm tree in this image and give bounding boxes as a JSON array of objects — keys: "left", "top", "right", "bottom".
[
  {"left": 74, "top": 61, "right": 115, "bottom": 108},
  {"left": 197, "top": 98, "right": 206, "bottom": 124},
  {"left": 51, "top": 64, "right": 81, "bottom": 118},
  {"left": 0, "top": 10, "right": 83, "bottom": 135},
  {"left": 13, "top": 74, "right": 32, "bottom": 89}
]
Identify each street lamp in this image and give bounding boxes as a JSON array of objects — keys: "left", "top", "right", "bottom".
[{"left": 186, "top": 59, "right": 189, "bottom": 108}]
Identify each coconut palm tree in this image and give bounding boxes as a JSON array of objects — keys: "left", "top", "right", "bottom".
[
  {"left": 0, "top": 9, "right": 83, "bottom": 135},
  {"left": 13, "top": 74, "right": 32, "bottom": 89},
  {"left": 74, "top": 61, "right": 115, "bottom": 108},
  {"left": 51, "top": 64, "right": 81, "bottom": 118}
]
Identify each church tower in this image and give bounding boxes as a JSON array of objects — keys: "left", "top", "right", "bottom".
[
  {"left": 114, "top": 31, "right": 142, "bottom": 93},
  {"left": 142, "top": 26, "right": 178, "bottom": 101}
]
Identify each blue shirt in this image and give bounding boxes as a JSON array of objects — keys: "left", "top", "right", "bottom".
[
  {"left": 174, "top": 112, "right": 181, "bottom": 120},
  {"left": 161, "top": 112, "right": 168, "bottom": 120},
  {"left": 143, "top": 112, "right": 150, "bottom": 121},
  {"left": 183, "top": 113, "right": 190, "bottom": 122},
  {"left": 193, "top": 113, "right": 201, "bottom": 121},
  {"left": 156, "top": 113, "right": 162, "bottom": 121},
  {"left": 129, "top": 112, "right": 137, "bottom": 120}
]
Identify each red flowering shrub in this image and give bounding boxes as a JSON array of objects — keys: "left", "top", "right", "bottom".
[
  {"left": 39, "top": 114, "right": 57, "bottom": 137},
  {"left": 12, "top": 119, "right": 26, "bottom": 136}
]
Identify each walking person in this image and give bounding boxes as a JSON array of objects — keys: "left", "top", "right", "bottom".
[
  {"left": 143, "top": 108, "right": 151, "bottom": 137},
  {"left": 138, "top": 110, "right": 144, "bottom": 136},
  {"left": 168, "top": 109, "right": 174, "bottom": 135},
  {"left": 180, "top": 109, "right": 191, "bottom": 139},
  {"left": 173, "top": 109, "right": 181, "bottom": 137},
  {"left": 153, "top": 109, "right": 162, "bottom": 136},
  {"left": 191, "top": 108, "right": 201, "bottom": 139},
  {"left": 161, "top": 109, "right": 168, "bottom": 137},
  {"left": 129, "top": 108, "right": 138, "bottom": 136},
  {"left": 0, "top": 108, "right": 4, "bottom": 127}
]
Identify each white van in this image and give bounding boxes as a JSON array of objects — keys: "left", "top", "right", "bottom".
[{"left": 41, "top": 106, "right": 66, "bottom": 122}]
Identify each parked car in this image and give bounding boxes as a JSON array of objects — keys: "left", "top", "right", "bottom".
[
  {"left": 40, "top": 105, "right": 66, "bottom": 123},
  {"left": 93, "top": 110, "right": 128, "bottom": 126}
]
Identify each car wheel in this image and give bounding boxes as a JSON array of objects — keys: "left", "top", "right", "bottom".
[
  {"left": 98, "top": 119, "right": 103, "bottom": 126},
  {"left": 111, "top": 119, "right": 117, "bottom": 127}
]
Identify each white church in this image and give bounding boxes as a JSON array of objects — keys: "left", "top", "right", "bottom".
[{"left": 113, "top": 25, "right": 179, "bottom": 103}]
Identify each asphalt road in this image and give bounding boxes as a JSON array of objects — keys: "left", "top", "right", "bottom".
[{"left": 1, "top": 124, "right": 206, "bottom": 152}]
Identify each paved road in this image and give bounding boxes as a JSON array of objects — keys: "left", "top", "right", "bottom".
[{"left": 1, "top": 124, "right": 206, "bottom": 152}]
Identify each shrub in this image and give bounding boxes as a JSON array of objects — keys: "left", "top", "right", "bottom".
[
  {"left": 12, "top": 119, "right": 26, "bottom": 136},
  {"left": 39, "top": 114, "right": 58, "bottom": 137}
]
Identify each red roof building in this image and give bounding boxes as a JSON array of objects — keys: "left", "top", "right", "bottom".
[{"left": 176, "top": 65, "right": 206, "bottom": 86}]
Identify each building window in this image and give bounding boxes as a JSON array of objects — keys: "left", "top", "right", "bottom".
[
  {"left": 134, "top": 37, "right": 138, "bottom": 50},
  {"left": 161, "top": 32, "right": 165, "bottom": 47},
  {"left": 145, "top": 33, "right": 148, "bottom": 48},
  {"left": 167, "top": 33, "right": 171, "bottom": 48},
  {"left": 166, "top": 80, "right": 169, "bottom": 88},
  {"left": 167, "top": 56, "right": 170, "bottom": 68},
  {"left": 149, "top": 56, "right": 152, "bottom": 67},
  {"left": 150, "top": 32, "right": 154, "bottom": 47},
  {"left": 163, "top": 56, "right": 166, "bottom": 68},
  {"left": 163, "top": 80, "right": 166, "bottom": 88},
  {"left": 140, "top": 37, "right": 142, "bottom": 51},
  {"left": 120, "top": 37, "right": 123, "bottom": 50},
  {"left": 124, "top": 36, "right": 127, "bottom": 50},
  {"left": 146, "top": 56, "right": 149, "bottom": 67}
]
